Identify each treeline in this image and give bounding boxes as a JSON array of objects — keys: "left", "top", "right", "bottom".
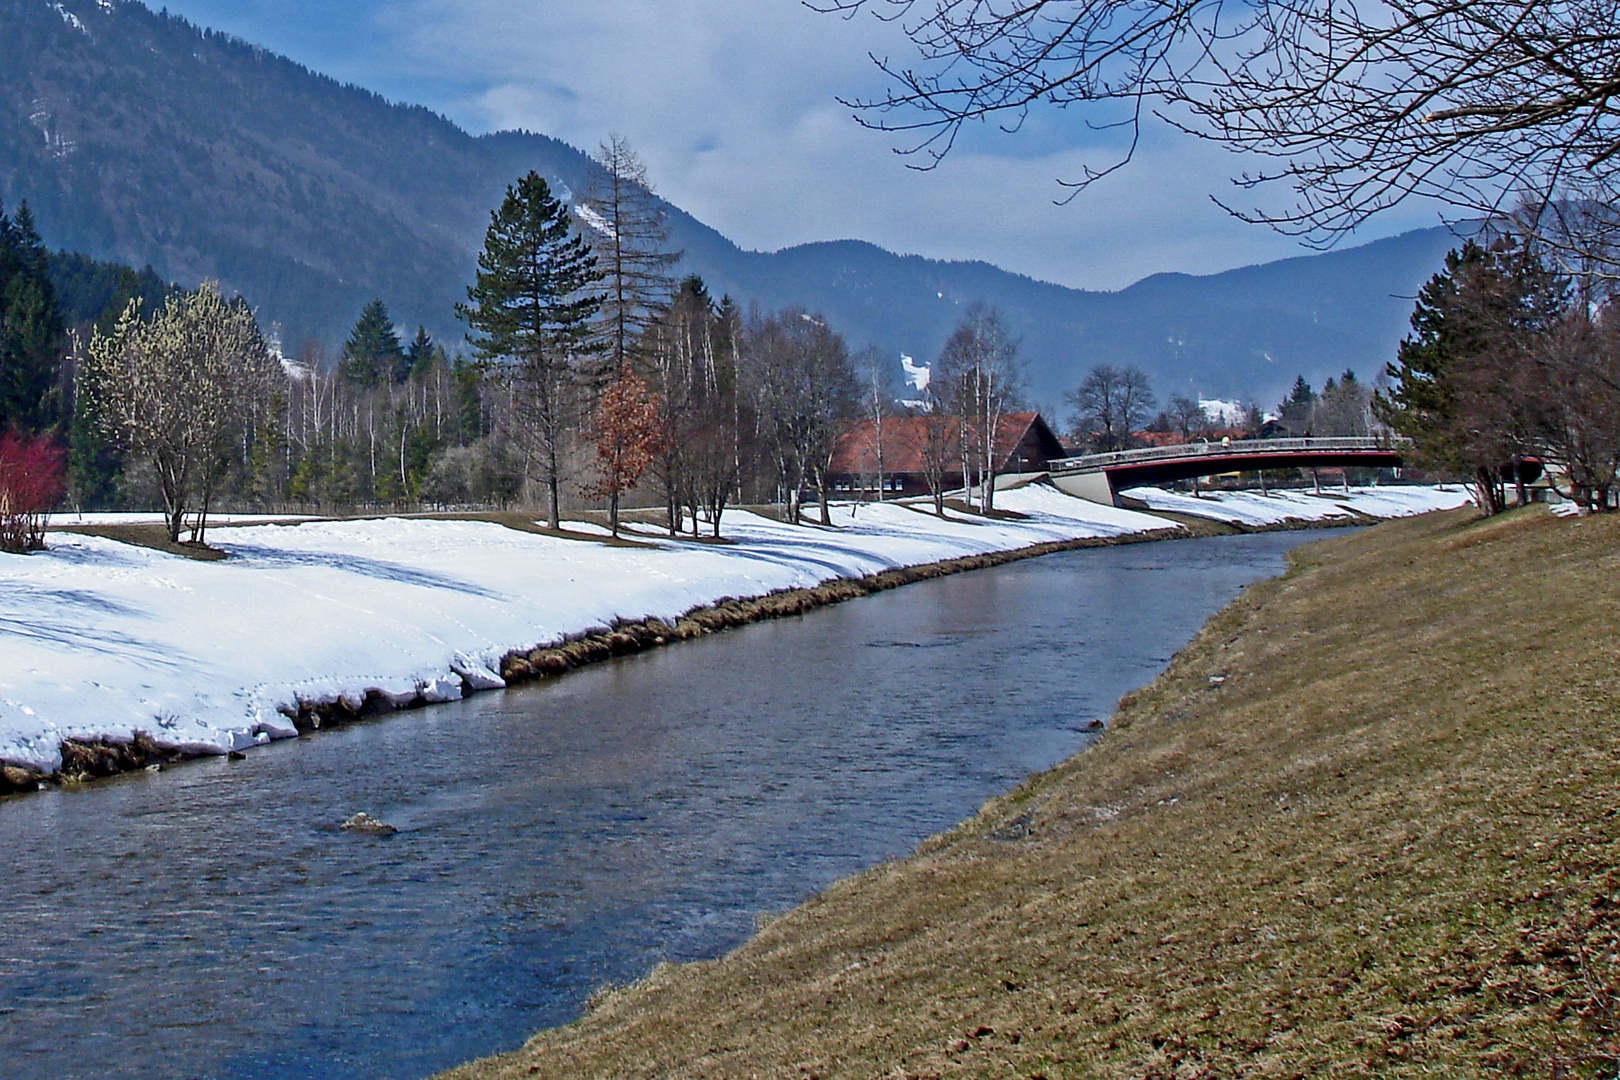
[
  {"left": 1, "top": 140, "right": 952, "bottom": 547},
  {"left": 1062, "top": 364, "right": 1377, "bottom": 451}
]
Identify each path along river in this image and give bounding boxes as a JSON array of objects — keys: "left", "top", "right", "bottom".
[{"left": 0, "top": 529, "right": 1348, "bottom": 1080}]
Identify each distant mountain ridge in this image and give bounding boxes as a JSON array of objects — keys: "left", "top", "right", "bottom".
[{"left": 0, "top": 0, "right": 1460, "bottom": 406}]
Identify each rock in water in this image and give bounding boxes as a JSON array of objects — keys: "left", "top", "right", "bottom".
[{"left": 340, "top": 812, "right": 397, "bottom": 835}]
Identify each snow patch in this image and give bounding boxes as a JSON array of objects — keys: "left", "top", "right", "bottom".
[
  {"left": 1122, "top": 484, "right": 1473, "bottom": 526},
  {"left": 51, "top": 3, "right": 87, "bottom": 32},
  {"left": 901, "top": 353, "right": 930, "bottom": 394},
  {"left": 574, "top": 202, "right": 615, "bottom": 239}
]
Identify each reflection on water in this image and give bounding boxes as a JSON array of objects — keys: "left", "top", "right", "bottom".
[{"left": 0, "top": 530, "right": 1345, "bottom": 1079}]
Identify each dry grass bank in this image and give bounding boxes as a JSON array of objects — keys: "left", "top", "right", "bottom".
[{"left": 440, "top": 507, "right": 1620, "bottom": 1079}]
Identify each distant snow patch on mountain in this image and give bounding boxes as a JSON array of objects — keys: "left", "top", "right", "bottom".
[
  {"left": 574, "top": 202, "right": 615, "bottom": 240},
  {"left": 51, "top": 3, "right": 86, "bottom": 33},
  {"left": 1199, "top": 398, "right": 1245, "bottom": 426}
]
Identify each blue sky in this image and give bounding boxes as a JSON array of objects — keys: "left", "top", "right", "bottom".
[{"left": 151, "top": 0, "right": 1446, "bottom": 291}]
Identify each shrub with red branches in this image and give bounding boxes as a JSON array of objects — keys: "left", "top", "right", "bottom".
[{"left": 0, "top": 430, "right": 65, "bottom": 553}]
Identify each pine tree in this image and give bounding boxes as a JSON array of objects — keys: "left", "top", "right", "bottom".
[
  {"left": 340, "top": 299, "right": 406, "bottom": 387},
  {"left": 0, "top": 201, "right": 66, "bottom": 432},
  {"left": 457, "top": 171, "right": 604, "bottom": 528}
]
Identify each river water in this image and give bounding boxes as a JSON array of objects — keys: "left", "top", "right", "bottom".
[{"left": 0, "top": 530, "right": 1343, "bottom": 1080}]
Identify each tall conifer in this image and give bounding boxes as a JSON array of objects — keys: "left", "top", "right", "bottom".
[
  {"left": 0, "top": 201, "right": 66, "bottom": 432},
  {"left": 340, "top": 299, "right": 406, "bottom": 387},
  {"left": 458, "top": 172, "right": 604, "bottom": 527}
]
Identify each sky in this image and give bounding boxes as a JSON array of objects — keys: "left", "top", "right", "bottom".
[{"left": 149, "top": 0, "right": 1448, "bottom": 292}]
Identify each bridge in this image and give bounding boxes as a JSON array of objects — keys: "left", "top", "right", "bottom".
[{"left": 1047, "top": 437, "right": 1408, "bottom": 505}]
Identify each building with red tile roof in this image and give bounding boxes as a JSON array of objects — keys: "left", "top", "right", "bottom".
[{"left": 827, "top": 412, "right": 1067, "bottom": 498}]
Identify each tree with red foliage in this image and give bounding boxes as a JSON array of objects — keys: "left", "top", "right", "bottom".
[
  {"left": 0, "top": 430, "right": 65, "bottom": 552},
  {"left": 582, "top": 367, "right": 662, "bottom": 537}
]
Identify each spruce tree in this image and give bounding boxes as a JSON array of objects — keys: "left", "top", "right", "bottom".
[
  {"left": 1278, "top": 375, "right": 1315, "bottom": 434},
  {"left": 406, "top": 325, "right": 436, "bottom": 382},
  {"left": 0, "top": 201, "right": 66, "bottom": 432},
  {"left": 340, "top": 299, "right": 406, "bottom": 387},
  {"left": 458, "top": 171, "right": 604, "bottom": 527}
]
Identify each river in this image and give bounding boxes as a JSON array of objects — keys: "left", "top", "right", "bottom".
[{"left": 0, "top": 530, "right": 1345, "bottom": 1080}]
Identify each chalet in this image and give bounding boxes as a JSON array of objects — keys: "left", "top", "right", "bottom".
[{"left": 826, "top": 411, "right": 1067, "bottom": 498}]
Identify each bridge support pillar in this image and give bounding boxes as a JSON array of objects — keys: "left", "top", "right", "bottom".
[{"left": 1051, "top": 470, "right": 1118, "bottom": 507}]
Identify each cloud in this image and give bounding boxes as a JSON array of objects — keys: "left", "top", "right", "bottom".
[{"left": 158, "top": 0, "right": 1445, "bottom": 291}]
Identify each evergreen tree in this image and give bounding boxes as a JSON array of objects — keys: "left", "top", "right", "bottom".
[
  {"left": 406, "top": 325, "right": 436, "bottom": 382},
  {"left": 339, "top": 299, "right": 406, "bottom": 387},
  {"left": 457, "top": 171, "right": 604, "bottom": 528},
  {"left": 1278, "top": 375, "right": 1316, "bottom": 434},
  {"left": 1377, "top": 238, "right": 1568, "bottom": 513},
  {"left": 0, "top": 201, "right": 66, "bottom": 432}
]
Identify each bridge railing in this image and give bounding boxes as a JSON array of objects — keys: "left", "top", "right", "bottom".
[{"left": 1049, "top": 436, "right": 1410, "bottom": 475}]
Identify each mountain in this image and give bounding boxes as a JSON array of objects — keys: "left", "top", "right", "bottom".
[{"left": 0, "top": 0, "right": 1459, "bottom": 408}]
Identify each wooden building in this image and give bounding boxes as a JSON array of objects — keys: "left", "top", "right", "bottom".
[{"left": 826, "top": 412, "right": 1067, "bottom": 499}]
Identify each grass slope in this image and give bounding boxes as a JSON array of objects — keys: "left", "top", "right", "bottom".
[{"left": 441, "top": 507, "right": 1620, "bottom": 1079}]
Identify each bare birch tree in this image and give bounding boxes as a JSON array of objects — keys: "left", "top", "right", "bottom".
[{"left": 935, "top": 304, "right": 1021, "bottom": 512}]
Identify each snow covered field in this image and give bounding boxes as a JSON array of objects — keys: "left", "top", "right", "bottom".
[
  {"left": 0, "top": 484, "right": 1467, "bottom": 775},
  {"left": 1121, "top": 485, "right": 1473, "bottom": 526}
]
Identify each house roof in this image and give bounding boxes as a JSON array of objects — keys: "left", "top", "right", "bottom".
[{"left": 829, "top": 412, "right": 1058, "bottom": 475}]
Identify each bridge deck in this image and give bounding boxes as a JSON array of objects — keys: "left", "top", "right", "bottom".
[{"left": 1049, "top": 438, "right": 1408, "bottom": 505}]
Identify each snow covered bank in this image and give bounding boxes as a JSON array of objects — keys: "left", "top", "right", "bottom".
[
  {"left": 0, "top": 485, "right": 1467, "bottom": 780},
  {"left": 1120, "top": 485, "right": 1474, "bottom": 527},
  {"left": 0, "top": 492, "right": 1169, "bottom": 776}
]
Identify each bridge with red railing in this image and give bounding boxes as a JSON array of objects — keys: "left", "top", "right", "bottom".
[{"left": 1047, "top": 437, "right": 1409, "bottom": 505}]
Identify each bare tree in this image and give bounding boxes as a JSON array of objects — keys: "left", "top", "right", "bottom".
[
  {"left": 647, "top": 277, "right": 739, "bottom": 536},
  {"left": 1067, "top": 364, "right": 1155, "bottom": 452},
  {"left": 580, "top": 135, "right": 680, "bottom": 382},
  {"left": 1166, "top": 394, "right": 1210, "bottom": 440},
  {"left": 745, "top": 308, "right": 859, "bottom": 524},
  {"left": 934, "top": 303, "right": 1021, "bottom": 512},
  {"left": 85, "top": 283, "right": 284, "bottom": 543},
  {"left": 814, "top": 0, "right": 1620, "bottom": 268},
  {"left": 1526, "top": 303, "right": 1620, "bottom": 511},
  {"left": 1311, "top": 372, "right": 1376, "bottom": 437},
  {"left": 916, "top": 396, "right": 959, "bottom": 516},
  {"left": 856, "top": 346, "right": 892, "bottom": 500}
]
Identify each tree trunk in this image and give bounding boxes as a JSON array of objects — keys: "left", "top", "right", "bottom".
[{"left": 545, "top": 443, "right": 561, "bottom": 530}]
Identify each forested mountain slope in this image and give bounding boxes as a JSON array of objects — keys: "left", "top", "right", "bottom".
[{"left": 0, "top": 0, "right": 1458, "bottom": 404}]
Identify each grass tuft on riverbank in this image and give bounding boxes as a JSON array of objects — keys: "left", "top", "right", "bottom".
[{"left": 440, "top": 506, "right": 1620, "bottom": 1079}]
